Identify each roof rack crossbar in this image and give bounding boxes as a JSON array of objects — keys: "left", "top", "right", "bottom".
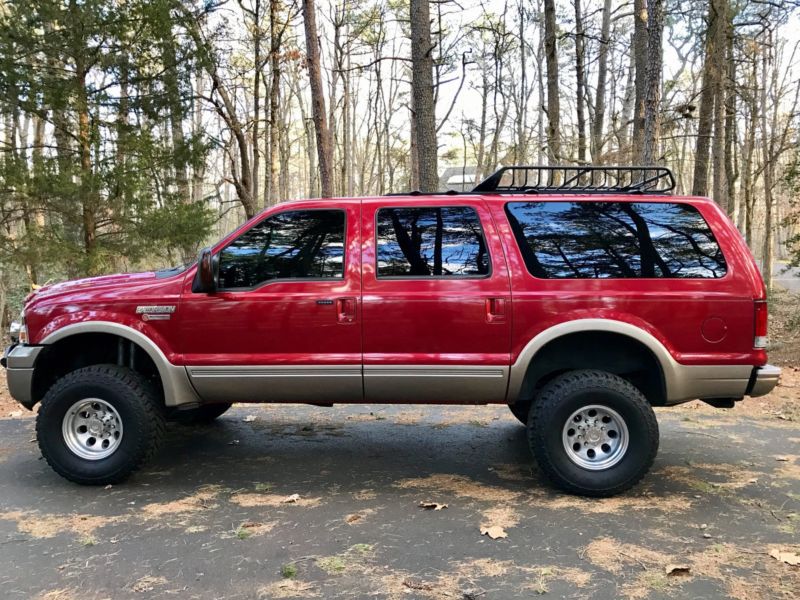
[{"left": 471, "top": 165, "right": 675, "bottom": 195}]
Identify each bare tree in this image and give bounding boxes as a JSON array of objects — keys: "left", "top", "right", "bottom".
[
  {"left": 302, "top": 0, "right": 334, "bottom": 197},
  {"left": 410, "top": 0, "right": 438, "bottom": 191},
  {"left": 640, "top": 0, "right": 664, "bottom": 166},
  {"left": 591, "top": 0, "right": 612, "bottom": 161},
  {"left": 543, "top": 0, "right": 560, "bottom": 163}
]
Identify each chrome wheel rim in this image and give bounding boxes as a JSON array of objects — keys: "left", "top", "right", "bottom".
[
  {"left": 562, "top": 404, "right": 628, "bottom": 470},
  {"left": 62, "top": 398, "right": 124, "bottom": 460}
]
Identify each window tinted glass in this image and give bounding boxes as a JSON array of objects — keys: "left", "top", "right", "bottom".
[
  {"left": 219, "top": 210, "right": 345, "bottom": 288},
  {"left": 505, "top": 201, "right": 726, "bottom": 279},
  {"left": 376, "top": 207, "right": 490, "bottom": 277}
]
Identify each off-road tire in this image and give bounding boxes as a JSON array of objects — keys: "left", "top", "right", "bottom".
[
  {"left": 508, "top": 401, "right": 530, "bottom": 425},
  {"left": 171, "top": 403, "right": 232, "bottom": 425},
  {"left": 528, "top": 369, "right": 659, "bottom": 497},
  {"left": 36, "top": 365, "right": 165, "bottom": 485}
]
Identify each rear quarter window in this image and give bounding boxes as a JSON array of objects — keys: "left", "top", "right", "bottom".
[{"left": 504, "top": 201, "right": 727, "bottom": 279}]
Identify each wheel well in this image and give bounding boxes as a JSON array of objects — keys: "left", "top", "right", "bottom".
[
  {"left": 518, "top": 331, "right": 667, "bottom": 406},
  {"left": 32, "top": 333, "right": 163, "bottom": 405}
]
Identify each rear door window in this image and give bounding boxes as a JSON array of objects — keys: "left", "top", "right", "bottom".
[
  {"left": 376, "top": 206, "right": 490, "bottom": 277},
  {"left": 505, "top": 201, "right": 727, "bottom": 279}
]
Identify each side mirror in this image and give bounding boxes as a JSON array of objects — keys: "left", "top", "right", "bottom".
[{"left": 192, "top": 247, "right": 218, "bottom": 293}]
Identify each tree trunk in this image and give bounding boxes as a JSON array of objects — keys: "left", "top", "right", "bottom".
[
  {"left": 251, "top": 0, "right": 262, "bottom": 208},
  {"left": 76, "top": 60, "right": 98, "bottom": 274},
  {"left": 302, "top": 0, "right": 334, "bottom": 197},
  {"left": 692, "top": 0, "right": 726, "bottom": 197},
  {"left": 410, "top": 0, "right": 438, "bottom": 191},
  {"left": 591, "top": 0, "right": 612, "bottom": 160},
  {"left": 574, "top": 0, "right": 587, "bottom": 163},
  {"left": 640, "top": 0, "right": 663, "bottom": 166},
  {"left": 631, "top": 0, "right": 648, "bottom": 161},
  {"left": 543, "top": 0, "right": 560, "bottom": 164},
  {"left": 269, "top": 0, "right": 285, "bottom": 203}
]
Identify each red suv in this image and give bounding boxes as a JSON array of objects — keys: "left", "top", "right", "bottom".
[{"left": 2, "top": 166, "right": 780, "bottom": 496}]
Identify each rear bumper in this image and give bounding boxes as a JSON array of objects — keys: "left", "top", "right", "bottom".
[
  {"left": 747, "top": 364, "right": 781, "bottom": 398},
  {"left": 666, "top": 362, "right": 781, "bottom": 405},
  {"left": 3, "top": 344, "right": 43, "bottom": 410}
]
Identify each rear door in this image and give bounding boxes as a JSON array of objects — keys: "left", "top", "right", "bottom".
[{"left": 360, "top": 198, "right": 512, "bottom": 403}]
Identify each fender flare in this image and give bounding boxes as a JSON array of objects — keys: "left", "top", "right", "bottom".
[
  {"left": 507, "top": 318, "right": 678, "bottom": 403},
  {"left": 41, "top": 321, "right": 199, "bottom": 407}
]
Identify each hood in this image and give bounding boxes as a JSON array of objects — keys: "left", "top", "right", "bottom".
[{"left": 25, "top": 272, "right": 158, "bottom": 305}]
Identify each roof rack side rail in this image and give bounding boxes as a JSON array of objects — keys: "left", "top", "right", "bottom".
[{"left": 471, "top": 165, "right": 676, "bottom": 195}]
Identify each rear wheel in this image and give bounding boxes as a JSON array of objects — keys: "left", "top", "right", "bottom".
[
  {"left": 527, "top": 369, "right": 659, "bottom": 497},
  {"left": 36, "top": 365, "right": 165, "bottom": 485},
  {"left": 171, "top": 403, "right": 232, "bottom": 425}
]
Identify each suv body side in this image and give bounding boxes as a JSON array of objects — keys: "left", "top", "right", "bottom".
[{"left": 5, "top": 193, "right": 778, "bottom": 412}]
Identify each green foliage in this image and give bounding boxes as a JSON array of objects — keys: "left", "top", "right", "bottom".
[
  {"left": 280, "top": 564, "right": 298, "bottom": 579},
  {"left": 784, "top": 151, "right": 800, "bottom": 269},
  {"left": 0, "top": 0, "right": 215, "bottom": 307}
]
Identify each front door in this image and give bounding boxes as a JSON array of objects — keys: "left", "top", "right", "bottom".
[
  {"left": 179, "top": 201, "right": 362, "bottom": 404},
  {"left": 361, "top": 198, "right": 512, "bottom": 403}
]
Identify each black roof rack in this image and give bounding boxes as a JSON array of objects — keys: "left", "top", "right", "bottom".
[{"left": 472, "top": 165, "right": 675, "bottom": 195}]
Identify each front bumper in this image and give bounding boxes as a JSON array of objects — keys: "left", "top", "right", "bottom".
[
  {"left": 747, "top": 364, "right": 782, "bottom": 398},
  {"left": 3, "top": 344, "right": 43, "bottom": 410}
]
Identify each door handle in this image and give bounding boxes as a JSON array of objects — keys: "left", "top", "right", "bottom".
[
  {"left": 485, "top": 297, "right": 506, "bottom": 323},
  {"left": 336, "top": 297, "right": 357, "bottom": 323}
]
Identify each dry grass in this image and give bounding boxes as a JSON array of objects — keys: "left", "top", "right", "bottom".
[
  {"left": 257, "top": 580, "right": 319, "bottom": 598},
  {"left": 35, "top": 591, "right": 76, "bottom": 600},
  {"left": 583, "top": 536, "right": 800, "bottom": 600},
  {"left": 229, "top": 492, "right": 321, "bottom": 508},
  {"left": 130, "top": 575, "right": 168, "bottom": 593},
  {"left": 0, "top": 510, "right": 122, "bottom": 539},
  {"left": 395, "top": 474, "right": 519, "bottom": 503},
  {"left": 140, "top": 485, "right": 222, "bottom": 518},
  {"left": 480, "top": 505, "right": 521, "bottom": 530},
  {"left": 528, "top": 490, "right": 694, "bottom": 514}
]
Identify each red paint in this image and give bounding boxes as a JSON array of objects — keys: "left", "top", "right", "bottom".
[{"left": 22, "top": 194, "right": 769, "bottom": 378}]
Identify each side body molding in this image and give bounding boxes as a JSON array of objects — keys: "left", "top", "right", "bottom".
[
  {"left": 41, "top": 322, "right": 200, "bottom": 407},
  {"left": 507, "top": 318, "right": 753, "bottom": 405}
]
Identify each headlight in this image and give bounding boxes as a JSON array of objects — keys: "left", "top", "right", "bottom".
[{"left": 10, "top": 315, "right": 27, "bottom": 344}]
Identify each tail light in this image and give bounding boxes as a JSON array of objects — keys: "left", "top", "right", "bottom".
[{"left": 754, "top": 300, "right": 768, "bottom": 349}]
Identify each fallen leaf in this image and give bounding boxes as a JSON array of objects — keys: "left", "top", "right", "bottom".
[
  {"left": 480, "top": 525, "right": 507, "bottom": 540},
  {"left": 775, "top": 456, "right": 790, "bottom": 462},
  {"left": 243, "top": 415, "right": 257, "bottom": 422},
  {"left": 770, "top": 549, "right": 800, "bottom": 566},
  {"left": 228, "top": 439, "right": 239, "bottom": 445},
  {"left": 8, "top": 411, "right": 22, "bottom": 418},
  {"left": 283, "top": 493, "right": 301, "bottom": 504},
  {"left": 419, "top": 501, "right": 448, "bottom": 511},
  {"left": 345, "top": 513, "right": 362, "bottom": 524},
  {"left": 665, "top": 564, "right": 691, "bottom": 576}
]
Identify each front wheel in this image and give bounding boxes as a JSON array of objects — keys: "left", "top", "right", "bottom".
[
  {"left": 527, "top": 370, "right": 659, "bottom": 497},
  {"left": 36, "top": 365, "right": 165, "bottom": 485}
]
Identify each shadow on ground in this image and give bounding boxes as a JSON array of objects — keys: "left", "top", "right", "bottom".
[{"left": 0, "top": 403, "right": 798, "bottom": 599}]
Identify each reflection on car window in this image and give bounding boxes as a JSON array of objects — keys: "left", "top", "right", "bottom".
[
  {"left": 376, "top": 206, "right": 490, "bottom": 277},
  {"left": 219, "top": 210, "right": 345, "bottom": 288},
  {"left": 505, "top": 201, "right": 727, "bottom": 279}
]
